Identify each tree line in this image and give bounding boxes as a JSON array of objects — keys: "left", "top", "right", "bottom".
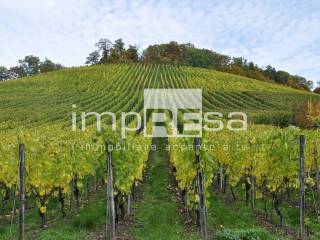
[
  {"left": 314, "top": 83, "right": 320, "bottom": 94},
  {"left": 86, "top": 39, "right": 317, "bottom": 92},
  {"left": 1, "top": 39, "right": 318, "bottom": 93},
  {"left": 0, "top": 55, "right": 63, "bottom": 81}
]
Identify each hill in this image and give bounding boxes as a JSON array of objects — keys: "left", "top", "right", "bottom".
[
  {"left": 1, "top": 63, "right": 320, "bottom": 240},
  {"left": 0, "top": 63, "right": 319, "bottom": 130}
]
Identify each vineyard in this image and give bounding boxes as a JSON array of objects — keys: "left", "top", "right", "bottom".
[{"left": 0, "top": 63, "right": 320, "bottom": 240}]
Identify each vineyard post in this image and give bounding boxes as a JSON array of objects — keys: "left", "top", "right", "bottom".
[
  {"left": 299, "top": 135, "right": 306, "bottom": 240},
  {"left": 106, "top": 141, "right": 116, "bottom": 240},
  {"left": 195, "top": 138, "right": 207, "bottom": 240},
  {"left": 70, "top": 179, "right": 74, "bottom": 210},
  {"left": 94, "top": 173, "right": 97, "bottom": 193},
  {"left": 127, "top": 194, "right": 131, "bottom": 216},
  {"left": 251, "top": 174, "right": 256, "bottom": 211},
  {"left": 19, "top": 144, "right": 26, "bottom": 240},
  {"left": 219, "top": 165, "right": 223, "bottom": 190},
  {"left": 314, "top": 140, "right": 320, "bottom": 206},
  {"left": 10, "top": 183, "right": 17, "bottom": 230},
  {"left": 250, "top": 161, "right": 256, "bottom": 211}
]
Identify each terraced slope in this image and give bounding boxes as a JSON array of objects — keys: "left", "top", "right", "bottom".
[{"left": 0, "top": 63, "right": 318, "bottom": 130}]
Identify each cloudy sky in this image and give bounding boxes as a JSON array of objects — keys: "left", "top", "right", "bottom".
[{"left": 0, "top": 0, "right": 319, "bottom": 86}]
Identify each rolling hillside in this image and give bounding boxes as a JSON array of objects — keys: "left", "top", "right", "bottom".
[
  {"left": 0, "top": 63, "right": 318, "bottom": 130},
  {"left": 1, "top": 63, "right": 320, "bottom": 240}
]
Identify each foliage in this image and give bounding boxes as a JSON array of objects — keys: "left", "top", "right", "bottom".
[
  {"left": 169, "top": 124, "right": 320, "bottom": 211},
  {"left": 0, "top": 121, "right": 151, "bottom": 226},
  {"left": 84, "top": 39, "right": 314, "bottom": 90},
  {"left": 86, "top": 38, "right": 139, "bottom": 64},
  {"left": 215, "top": 229, "right": 277, "bottom": 240},
  {"left": 40, "top": 58, "right": 64, "bottom": 73},
  {"left": 294, "top": 100, "right": 320, "bottom": 128},
  {"left": 0, "top": 62, "right": 320, "bottom": 238},
  {"left": 0, "top": 66, "right": 10, "bottom": 81},
  {"left": 85, "top": 51, "right": 100, "bottom": 65},
  {"left": 140, "top": 41, "right": 312, "bottom": 90},
  {"left": 314, "top": 87, "right": 320, "bottom": 94},
  {"left": 18, "top": 55, "right": 41, "bottom": 76},
  {"left": 2, "top": 56, "right": 63, "bottom": 80}
]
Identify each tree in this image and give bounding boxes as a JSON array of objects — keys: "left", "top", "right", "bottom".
[
  {"left": 125, "top": 45, "right": 138, "bottom": 62},
  {"left": 314, "top": 87, "right": 320, "bottom": 94},
  {"left": 164, "top": 41, "right": 181, "bottom": 64},
  {"left": 114, "top": 39, "right": 125, "bottom": 56},
  {"left": 9, "top": 65, "right": 26, "bottom": 78},
  {"left": 142, "top": 45, "right": 160, "bottom": 63},
  {"left": 294, "top": 100, "right": 320, "bottom": 128},
  {"left": 40, "top": 58, "right": 63, "bottom": 73},
  {"left": 96, "top": 38, "right": 112, "bottom": 53},
  {"left": 104, "top": 38, "right": 126, "bottom": 62},
  {"left": 85, "top": 51, "right": 100, "bottom": 65},
  {"left": 306, "top": 80, "right": 314, "bottom": 90},
  {"left": 264, "top": 65, "right": 277, "bottom": 80},
  {"left": 19, "top": 55, "right": 40, "bottom": 76},
  {"left": 2, "top": 56, "right": 62, "bottom": 80},
  {"left": 0, "top": 66, "right": 9, "bottom": 81},
  {"left": 211, "top": 53, "right": 230, "bottom": 70},
  {"left": 84, "top": 38, "right": 313, "bottom": 91},
  {"left": 107, "top": 48, "right": 120, "bottom": 62},
  {"left": 275, "top": 70, "right": 290, "bottom": 84},
  {"left": 232, "top": 57, "right": 247, "bottom": 67},
  {"left": 95, "top": 39, "right": 112, "bottom": 63}
]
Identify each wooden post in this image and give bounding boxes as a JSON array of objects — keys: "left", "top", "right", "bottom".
[
  {"left": 195, "top": 138, "right": 207, "bottom": 240},
  {"left": 94, "top": 173, "right": 97, "bottom": 193},
  {"left": 127, "top": 194, "right": 131, "bottom": 216},
  {"left": 86, "top": 178, "right": 90, "bottom": 201},
  {"left": 19, "top": 144, "right": 26, "bottom": 240},
  {"left": 314, "top": 140, "right": 320, "bottom": 207},
  {"left": 250, "top": 161, "right": 256, "bottom": 211},
  {"left": 106, "top": 141, "right": 116, "bottom": 240},
  {"left": 10, "top": 184, "right": 17, "bottom": 232},
  {"left": 219, "top": 165, "right": 223, "bottom": 190},
  {"left": 70, "top": 179, "right": 74, "bottom": 210},
  {"left": 299, "top": 135, "right": 306, "bottom": 240},
  {"left": 251, "top": 174, "right": 256, "bottom": 211}
]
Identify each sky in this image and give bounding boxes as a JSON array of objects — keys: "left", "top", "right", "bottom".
[{"left": 0, "top": 0, "right": 319, "bottom": 87}]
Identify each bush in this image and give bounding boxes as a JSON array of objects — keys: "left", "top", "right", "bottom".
[
  {"left": 215, "top": 228, "right": 277, "bottom": 240},
  {"left": 253, "top": 112, "right": 292, "bottom": 127}
]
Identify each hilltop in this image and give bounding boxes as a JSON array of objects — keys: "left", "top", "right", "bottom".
[{"left": 1, "top": 63, "right": 319, "bottom": 131}]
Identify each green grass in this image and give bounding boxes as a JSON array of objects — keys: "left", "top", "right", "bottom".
[
  {"left": 0, "top": 192, "right": 107, "bottom": 240},
  {"left": 127, "top": 137, "right": 202, "bottom": 240},
  {"left": 206, "top": 194, "right": 287, "bottom": 240},
  {"left": 209, "top": 185, "right": 320, "bottom": 240},
  {"left": 0, "top": 216, "right": 89, "bottom": 240},
  {"left": 72, "top": 199, "right": 106, "bottom": 229},
  {"left": 215, "top": 228, "right": 281, "bottom": 240}
]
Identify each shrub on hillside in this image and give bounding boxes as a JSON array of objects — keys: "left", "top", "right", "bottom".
[
  {"left": 314, "top": 87, "right": 320, "bottom": 94},
  {"left": 215, "top": 229, "right": 276, "bottom": 240},
  {"left": 294, "top": 100, "right": 320, "bottom": 128}
]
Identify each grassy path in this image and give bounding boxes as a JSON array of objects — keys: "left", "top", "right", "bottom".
[{"left": 127, "top": 137, "right": 201, "bottom": 240}]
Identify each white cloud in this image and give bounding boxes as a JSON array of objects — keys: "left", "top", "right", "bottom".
[{"left": 0, "top": 0, "right": 319, "bottom": 86}]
